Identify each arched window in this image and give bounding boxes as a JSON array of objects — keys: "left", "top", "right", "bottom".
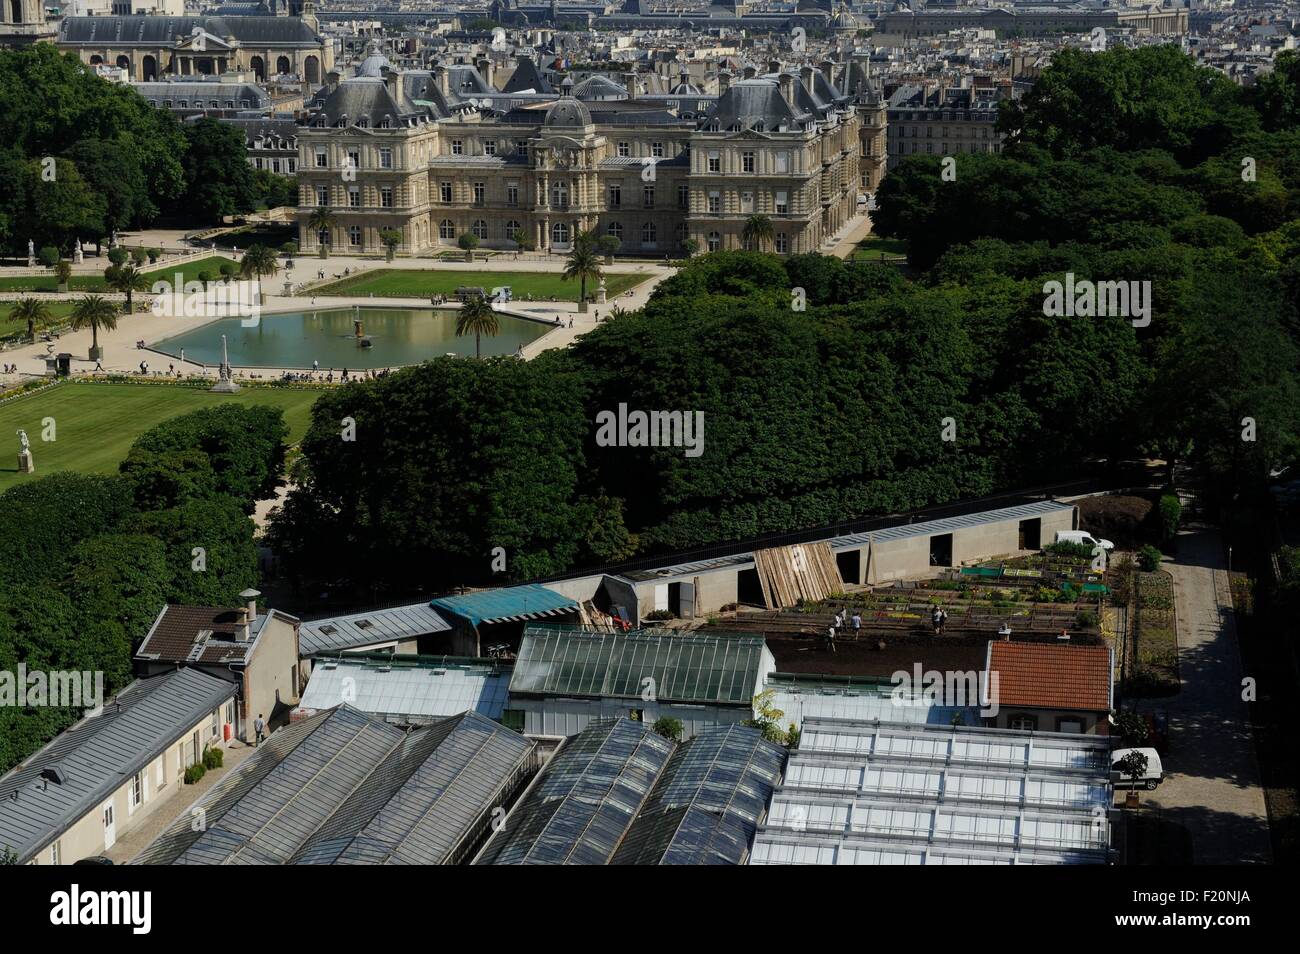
[
  {"left": 551, "top": 222, "right": 570, "bottom": 245},
  {"left": 439, "top": 219, "right": 455, "bottom": 240},
  {"left": 504, "top": 220, "right": 521, "bottom": 239},
  {"left": 607, "top": 221, "right": 622, "bottom": 240},
  {"left": 473, "top": 219, "right": 489, "bottom": 240},
  {"left": 276, "top": 56, "right": 291, "bottom": 75}
]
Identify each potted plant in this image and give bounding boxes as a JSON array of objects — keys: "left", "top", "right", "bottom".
[
  {"left": 54, "top": 260, "right": 72, "bottom": 293},
  {"left": 379, "top": 229, "right": 402, "bottom": 262},
  {"left": 458, "top": 232, "right": 480, "bottom": 263}
]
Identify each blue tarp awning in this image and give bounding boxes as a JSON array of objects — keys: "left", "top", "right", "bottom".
[{"left": 430, "top": 584, "right": 578, "bottom": 627}]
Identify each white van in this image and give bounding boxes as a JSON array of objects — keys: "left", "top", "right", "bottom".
[
  {"left": 1055, "top": 529, "right": 1115, "bottom": 552},
  {"left": 1111, "top": 747, "right": 1164, "bottom": 790}
]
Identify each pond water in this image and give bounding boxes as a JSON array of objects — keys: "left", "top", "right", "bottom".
[{"left": 149, "top": 306, "right": 551, "bottom": 369}]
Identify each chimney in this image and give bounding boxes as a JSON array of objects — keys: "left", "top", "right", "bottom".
[
  {"left": 434, "top": 64, "right": 449, "bottom": 96},
  {"left": 800, "top": 65, "right": 816, "bottom": 94},
  {"left": 779, "top": 72, "right": 797, "bottom": 113},
  {"left": 239, "top": 588, "right": 261, "bottom": 641},
  {"left": 767, "top": 59, "right": 781, "bottom": 75},
  {"left": 326, "top": 69, "right": 340, "bottom": 93},
  {"left": 382, "top": 66, "right": 400, "bottom": 106},
  {"left": 717, "top": 69, "right": 731, "bottom": 93},
  {"left": 820, "top": 59, "right": 835, "bottom": 88},
  {"left": 623, "top": 71, "right": 637, "bottom": 99},
  {"left": 476, "top": 56, "right": 494, "bottom": 90},
  {"left": 743, "top": 65, "right": 757, "bottom": 80}
]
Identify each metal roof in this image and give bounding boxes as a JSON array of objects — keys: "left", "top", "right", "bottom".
[
  {"left": 0, "top": 669, "right": 237, "bottom": 864},
  {"left": 766, "top": 677, "right": 974, "bottom": 729},
  {"left": 430, "top": 584, "right": 578, "bottom": 627},
  {"left": 750, "top": 717, "right": 1112, "bottom": 866},
  {"left": 510, "top": 625, "right": 770, "bottom": 706},
  {"left": 299, "top": 602, "right": 450, "bottom": 655},
  {"left": 829, "top": 500, "right": 1075, "bottom": 550},
  {"left": 474, "top": 718, "right": 675, "bottom": 865},
  {"left": 133, "top": 707, "right": 535, "bottom": 865},
  {"left": 296, "top": 656, "right": 511, "bottom": 722}
]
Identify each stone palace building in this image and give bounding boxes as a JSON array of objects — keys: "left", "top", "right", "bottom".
[{"left": 295, "top": 49, "right": 867, "bottom": 258}]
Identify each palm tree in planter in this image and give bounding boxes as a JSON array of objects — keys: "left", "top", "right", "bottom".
[
  {"left": 512, "top": 229, "right": 535, "bottom": 255},
  {"left": 9, "top": 298, "right": 51, "bottom": 343},
  {"left": 54, "top": 260, "right": 73, "bottom": 293},
  {"left": 597, "top": 234, "right": 621, "bottom": 265},
  {"left": 307, "top": 208, "right": 338, "bottom": 258},
  {"left": 742, "top": 213, "right": 776, "bottom": 252},
  {"left": 455, "top": 292, "right": 500, "bottom": 359},
  {"left": 458, "top": 233, "right": 480, "bottom": 263},
  {"left": 105, "top": 263, "right": 150, "bottom": 313},
  {"left": 562, "top": 231, "right": 602, "bottom": 314},
  {"left": 379, "top": 229, "right": 403, "bottom": 262},
  {"left": 70, "top": 294, "right": 118, "bottom": 361},
  {"left": 281, "top": 240, "right": 298, "bottom": 271}
]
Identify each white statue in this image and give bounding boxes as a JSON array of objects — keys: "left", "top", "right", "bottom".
[
  {"left": 74, "top": 239, "right": 83, "bottom": 264},
  {"left": 27, "top": 239, "right": 35, "bottom": 267},
  {"left": 17, "top": 429, "right": 30, "bottom": 453}
]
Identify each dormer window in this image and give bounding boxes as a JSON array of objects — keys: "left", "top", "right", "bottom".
[{"left": 356, "top": 116, "right": 368, "bottom": 128}]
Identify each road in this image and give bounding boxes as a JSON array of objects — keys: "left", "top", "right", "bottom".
[{"left": 1128, "top": 526, "right": 1272, "bottom": 864}]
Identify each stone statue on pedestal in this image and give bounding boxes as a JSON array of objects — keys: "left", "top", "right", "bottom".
[
  {"left": 16, "top": 429, "right": 34, "bottom": 474},
  {"left": 27, "top": 240, "right": 35, "bottom": 267}
]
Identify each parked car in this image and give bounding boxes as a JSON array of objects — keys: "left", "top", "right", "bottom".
[
  {"left": 1111, "top": 747, "right": 1164, "bottom": 790},
  {"left": 1055, "top": 529, "right": 1115, "bottom": 552}
]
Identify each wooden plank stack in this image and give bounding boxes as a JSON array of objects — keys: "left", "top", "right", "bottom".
[{"left": 754, "top": 542, "right": 842, "bottom": 609}]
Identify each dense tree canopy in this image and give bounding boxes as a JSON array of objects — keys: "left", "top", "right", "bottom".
[{"left": 0, "top": 44, "right": 259, "bottom": 254}]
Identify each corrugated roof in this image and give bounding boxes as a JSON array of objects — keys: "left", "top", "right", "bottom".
[
  {"left": 987, "top": 641, "right": 1114, "bottom": 712},
  {"left": 510, "top": 626, "right": 769, "bottom": 705},
  {"left": 296, "top": 656, "right": 511, "bottom": 722},
  {"left": 431, "top": 584, "right": 577, "bottom": 627},
  {"left": 134, "top": 707, "right": 535, "bottom": 865},
  {"left": 830, "top": 500, "right": 1075, "bottom": 549},
  {"left": 0, "top": 669, "right": 237, "bottom": 864},
  {"left": 299, "top": 602, "right": 450, "bottom": 655}
]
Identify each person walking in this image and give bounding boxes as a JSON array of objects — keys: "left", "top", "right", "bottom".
[
  {"left": 851, "top": 611, "right": 862, "bottom": 637},
  {"left": 826, "top": 624, "right": 837, "bottom": 654},
  {"left": 253, "top": 713, "right": 266, "bottom": 746},
  {"left": 932, "top": 606, "right": 944, "bottom": 636}
]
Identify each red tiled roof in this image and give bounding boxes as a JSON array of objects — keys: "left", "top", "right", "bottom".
[{"left": 987, "top": 641, "right": 1112, "bottom": 713}]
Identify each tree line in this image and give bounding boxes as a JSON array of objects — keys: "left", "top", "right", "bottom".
[{"left": 0, "top": 402, "right": 286, "bottom": 773}]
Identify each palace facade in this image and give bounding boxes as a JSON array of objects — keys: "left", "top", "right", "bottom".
[{"left": 295, "top": 53, "right": 864, "bottom": 258}]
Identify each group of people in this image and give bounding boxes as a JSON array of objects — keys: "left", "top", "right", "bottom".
[
  {"left": 825, "top": 609, "right": 863, "bottom": 653},
  {"left": 932, "top": 606, "right": 950, "bottom": 635}
]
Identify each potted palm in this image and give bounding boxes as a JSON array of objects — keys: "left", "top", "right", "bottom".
[{"left": 70, "top": 294, "right": 118, "bottom": 361}]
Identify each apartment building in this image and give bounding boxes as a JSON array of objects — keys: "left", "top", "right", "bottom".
[{"left": 886, "top": 85, "right": 1004, "bottom": 169}]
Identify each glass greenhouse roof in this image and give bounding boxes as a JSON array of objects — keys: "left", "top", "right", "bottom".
[{"left": 510, "top": 625, "right": 768, "bottom": 705}]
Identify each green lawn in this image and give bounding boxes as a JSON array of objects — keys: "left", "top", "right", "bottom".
[
  {"left": 849, "top": 236, "right": 908, "bottom": 260},
  {"left": 0, "top": 256, "right": 241, "bottom": 293},
  {"left": 2, "top": 300, "right": 78, "bottom": 337},
  {"left": 312, "top": 268, "right": 649, "bottom": 302},
  {"left": 0, "top": 381, "right": 321, "bottom": 492}
]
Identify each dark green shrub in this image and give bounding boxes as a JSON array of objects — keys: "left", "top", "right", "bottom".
[
  {"left": 202, "top": 746, "right": 224, "bottom": 769},
  {"left": 1138, "top": 545, "right": 1163, "bottom": 572},
  {"left": 1158, "top": 494, "right": 1182, "bottom": 544},
  {"left": 183, "top": 763, "right": 206, "bottom": 784}
]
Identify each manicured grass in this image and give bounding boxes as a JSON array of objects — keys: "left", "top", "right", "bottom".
[
  {"left": 312, "top": 268, "right": 649, "bottom": 302},
  {"left": 849, "top": 236, "right": 908, "bottom": 260},
  {"left": 2, "top": 300, "right": 79, "bottom": 337},
  {"left": 0, "top": 256, "right": 241, "bottom": 293},
  {"left": 0, "top": 381, "right": 320, "bottom": 492}
]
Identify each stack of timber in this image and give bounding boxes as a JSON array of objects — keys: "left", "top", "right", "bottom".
[{"left": 753, "top": 542, "right": 842, "bottom": 609}]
